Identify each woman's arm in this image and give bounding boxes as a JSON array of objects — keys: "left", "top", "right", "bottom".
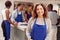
[
  {"left": 45, "top": 18, "right": 53, "bottom": 40},
  {"left": 24, "top": 13, "right": 28, "bottom": 22},
  {"left": 26, "top": 17, "right": 33, "bottom": 40},
  {"left": 10, "top": 10, "right": 17, "bottom": 23},
  {"left": 56, "top": 17, "right": 60, "bottom": 25}
]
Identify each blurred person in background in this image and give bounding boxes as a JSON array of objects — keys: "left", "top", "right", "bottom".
[
  {"left": 24, "top": 4, "right": 33, "bottom": 22},
  {"left": 56, "top": 16, "right": 60, "bottom": 40},
  {"left": 47, "top": 4, "right": 59, "bottom": 40}
]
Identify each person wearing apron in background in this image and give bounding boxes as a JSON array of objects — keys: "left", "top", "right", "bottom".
[
  {"left": 26, "top": 4, "right": 53, "bottom": 40},
  {"left": 1, "top": 1, "right": 16, "bottom": 40},
  {"left": 47, "top": 4, "right": 59, "bottom": 40},
  {"left": 11, "top": 3, "right": 23, "bottom": 26},
  {"left": 24, "top": 4, "right": 33, "bottom": 22}
]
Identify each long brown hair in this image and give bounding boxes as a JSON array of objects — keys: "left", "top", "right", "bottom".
[{"left": 33, "top": 4, "right": 48, "bottom": 18}]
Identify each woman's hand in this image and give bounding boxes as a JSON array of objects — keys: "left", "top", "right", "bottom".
[
  {"left": 28, "top": 38, "right": 33, "bottom": 40},
  {"left": 29, "top": 39, "right": 32, "bottom": 40},
  {"left": 13, "top": 22, "right": 18, "bottom": 27}
]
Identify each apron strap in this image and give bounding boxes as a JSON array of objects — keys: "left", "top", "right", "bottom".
[
  {"left": 17, "top": 9, "right": 22, "bottom": 15},
  {"left": 34, "top": 18, "right": 46, "bottom": 26},
  {"left": 44, "top": 18, "right": 46, "bottom": 26},
  {"left": 34, "top": 18, "right": 37, "bottom": 24}
]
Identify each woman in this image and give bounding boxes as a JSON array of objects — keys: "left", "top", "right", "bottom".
[
  {"left": 26, "top": 4, "right": 53, "bottom": 40},
  {"left": 1, "top": 1, "right": 16, "bottom": 40},
  {"left": 11, "top": 3, "right": 23, "bottom": 25},
  {"left": 24, "top": 4, "right": 33, "bottom": 22}
]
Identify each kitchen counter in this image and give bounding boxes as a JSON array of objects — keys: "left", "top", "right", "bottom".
[{"left": 10, "top": 22, "right": 28, "bottom": 40}]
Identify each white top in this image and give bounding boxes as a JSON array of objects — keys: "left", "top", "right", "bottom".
[
  {"left": 2, "top": 8, "right": 10, "bottom": 20},
  {"left": 48, "top": 11, "right": 59, "bottom": 25},
  {"left": 26, "top": 17, "right": 53, "bottom": 40}
]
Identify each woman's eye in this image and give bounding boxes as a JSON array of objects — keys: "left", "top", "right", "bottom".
[
  {"left": 37, "top": 9, "right": 39, "bottom": 10},
  {"left": 40, "top": 8, "right": 43, "bottom": 10},
  {"left": 37, "top": 8, "right": 43, "bottom": 10}
]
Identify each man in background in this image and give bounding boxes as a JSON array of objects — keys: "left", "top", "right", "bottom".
[{"left": 47, "top": 4, "right": 59, "bottom": 40}]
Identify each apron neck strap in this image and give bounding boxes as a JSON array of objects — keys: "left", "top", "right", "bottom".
[
  {"left": 44, "top": 18, "right": 46, "bottom": 25},
  {"left": 17, "top": 9, "right": 22, "bottom": 15},
  {"left": 34, "top": 18, "right": 46, "bottom": 25}
]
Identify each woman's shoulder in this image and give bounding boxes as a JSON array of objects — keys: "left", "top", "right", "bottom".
[
  {"left": 4, "top": 8, "right": 10, "bottom": 12},
  {"left": 5, "top": 8, "right": 9, "bottom": 12},
  {"left": 12, "top": 9, "right": 17, "bottom": 15},
  {"left": 28, "top": 17, "right": 35, "bottom": 23},
  {"left": 29, "top": 17, "right": 34, "bottom": 21},
  {"left": 45, "top": 18, "right": 51, "bottom": 23},
  {"left": 13, "top": 9, "right": 17, "bottom": 13},
  {"left": 45, "top": 18, "right": 51, "bottom": 21}
]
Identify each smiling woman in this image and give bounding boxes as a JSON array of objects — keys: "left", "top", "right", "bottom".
[{"left": 26, "top": 3, "right": 53, "bottom": 40}]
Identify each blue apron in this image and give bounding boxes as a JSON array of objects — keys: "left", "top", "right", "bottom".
[
  {"left": 4, "top": 20, "right": 10, "bottom": 40},
  {"left": 27, "top": 13, "right": 31, "bottom": 20},
  {"left": 30, "top": 19, "right": 46, "bottom": 40},
  {"left": 15, "top": 11, "right": 23, "bottom": 22},
  {"left": 25, "top": 11, "right": 32, "bottom": 20}
]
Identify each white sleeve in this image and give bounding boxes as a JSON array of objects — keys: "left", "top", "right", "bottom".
[
  {"left": 26, "top": 17, "right": 33, "bottom": 39},
  {"left": 11, "top": 11, "right": 16, "bottom": 23},
  {"left": 45, "top": 18, "right": 53, "bottom": 40}
]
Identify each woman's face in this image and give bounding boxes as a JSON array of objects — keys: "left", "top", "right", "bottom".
[
  {"left": 18, "top": 5, "right": 23, "bottom": 11},
  {"left": 27, "top": 6, "right": 32, "bottom": 12},
  {"left": 36, "top": 5, "right": 44, "bottom": 16}
]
